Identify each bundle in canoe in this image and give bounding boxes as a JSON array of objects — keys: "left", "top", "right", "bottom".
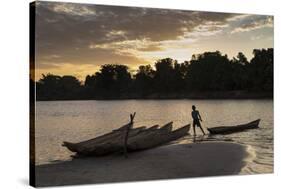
[
  {"left": 207, "top": 119, "right": 260, "bottom": 135},
  {"left": 62, "top": 114, "right": 190, "bottom": 156}
]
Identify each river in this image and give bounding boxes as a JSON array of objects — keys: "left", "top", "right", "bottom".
[{"left": 35, "top": 99, "right": 273, "bottom": 174}]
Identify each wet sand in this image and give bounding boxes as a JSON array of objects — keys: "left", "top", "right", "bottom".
[{"left": 35, "top": 142, "right": 249, "bottom": 187}]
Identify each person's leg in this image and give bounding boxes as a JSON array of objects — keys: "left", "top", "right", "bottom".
[
  {"left": 199, "top": 126, "right": 206, "bottom": 135},
  {"left": 197, "top": 121, "right": 205, "bottom": 135},
  {"left": 193, "top": 126, "right": 196, "bottom": 136},
  {"left": 193, "top": 121, "right": 196, "bottom": 136}
]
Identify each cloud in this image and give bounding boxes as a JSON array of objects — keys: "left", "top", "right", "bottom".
[
  {"left": 34, "top": 1, "right": 271, "bottom": 80},
  {"left": 226, "top": 14, "right": 251, "bottom": 21},
  {"left": 36, "top": 2, "right": 238, "bottom": 62},
  {"left": 52, "top": 2, "right": 97, "bottom": 16},
  {"left": 231, "top": 15, "right": 273, "bottom": 34},
  {"left": 186, "top": 21, "right": 228, "bottom": 37}
]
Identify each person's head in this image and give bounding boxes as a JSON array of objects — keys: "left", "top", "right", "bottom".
[{"left": 192, "top": 105, "right": 196, "bottom": 110}]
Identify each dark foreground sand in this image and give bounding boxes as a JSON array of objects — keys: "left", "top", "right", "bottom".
[{"left": 35, "top": 142, "right": 249, "bottom": 187}]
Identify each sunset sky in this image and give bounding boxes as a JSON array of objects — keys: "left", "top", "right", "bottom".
[{"left": 34, "top": 1, "right": 273, "bottom": 81}]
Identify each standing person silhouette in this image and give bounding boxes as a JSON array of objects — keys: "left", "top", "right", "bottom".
[{"left": 191, "top": 105, "right": 206, "bottom": 136}]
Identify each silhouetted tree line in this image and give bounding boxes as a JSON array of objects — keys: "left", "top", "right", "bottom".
[{"left": 35, "top": 48, "right": 273, "bottom": 100}]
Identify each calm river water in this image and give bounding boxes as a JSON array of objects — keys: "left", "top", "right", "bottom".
[{"left": 35, "top": 100, "right": 273, "bottom": 174}]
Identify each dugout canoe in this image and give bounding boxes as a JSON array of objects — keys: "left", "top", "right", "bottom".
[
  {"left": 207, "top": 119, "right": 260, "bottom": 135},
  {"left": 62, "top": 122, "right": 190, "bottom": 156},
  {"left": 62, "top": 126, "right": 146, "bottom": 154},
  {"left": 83, "top": 122, "right": 173, "bottom": 156},
  {"left": 127, "top": 124, "right": 190, "bottom": 151}
]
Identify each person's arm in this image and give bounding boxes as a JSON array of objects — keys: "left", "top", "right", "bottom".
[{"left": 198, "top": 111, "right": 203, "bottom": 121}]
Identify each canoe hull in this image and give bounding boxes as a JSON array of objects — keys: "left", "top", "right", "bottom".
[
  {"left": 63, "top": 122, "right": 190, "bottom": 156},
  {"left": 128, "top": 124, "right": 190, "bottom": 151},
  {"left": 62, "top": 126, "right": 146, "bottom": 154},
  {"left": 77, "top": 123, "right": 174, "bottom": 156},
  {"left": 207, "top": 119, "right": 260, "bottom": 135}
]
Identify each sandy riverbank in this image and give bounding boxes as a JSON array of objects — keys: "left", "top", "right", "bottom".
[{"left": 35, "top": 142, "right": 250, "bottom": 187}]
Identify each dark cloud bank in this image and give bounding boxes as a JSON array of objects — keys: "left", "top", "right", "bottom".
[{"left": 34, "top": 1, "right": 273, "bottom": 71}]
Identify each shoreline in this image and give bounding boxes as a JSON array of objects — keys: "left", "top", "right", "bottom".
[
  {"left": 36, "top": 91, "right": 273, "bottom": 101},
  {"left": 35, "top": 141, "right": 250, "bottom": 187}
]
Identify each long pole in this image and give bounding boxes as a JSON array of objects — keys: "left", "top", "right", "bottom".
[{"left": 123, "top": 112, "right": 136, "bottom": 158}]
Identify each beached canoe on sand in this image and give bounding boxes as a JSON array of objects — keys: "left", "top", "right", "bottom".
[
  {"left": 62, "top": 122, "right": 190, "bottom": 156},
  {"left": 207, "top": 119, "right": 260, "bottom": 135}
]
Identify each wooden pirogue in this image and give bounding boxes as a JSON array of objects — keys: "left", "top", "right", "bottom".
[
  {"left": 62, "top": 113, "right": 190, "bottom": 156},
  {"left": 207, "top": 119, "right": 260, "bottom": 135}
]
